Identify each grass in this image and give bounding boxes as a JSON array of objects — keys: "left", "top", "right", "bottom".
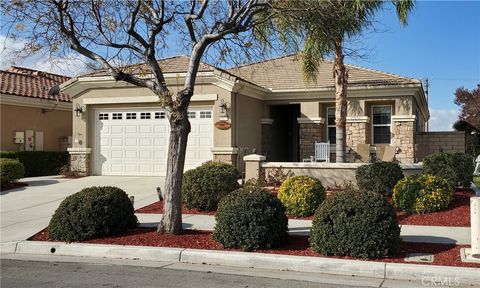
[{"left": 473, "top": 176, "right": 480, "bottom": 188}]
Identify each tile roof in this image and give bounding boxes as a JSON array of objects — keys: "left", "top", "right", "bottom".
[
  {"left": 0, "top": 66, "right": 71, "bottom": 102},
  {"left": 227, "top": 54, "right": 421, "bottom": 90}
]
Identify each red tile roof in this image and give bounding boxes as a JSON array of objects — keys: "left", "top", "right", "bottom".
[{"left": 0, "top": 66, "right": 71, "bottom": 102}]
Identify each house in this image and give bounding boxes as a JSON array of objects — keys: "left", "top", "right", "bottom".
[
  {"left": 0, "top": 67, "right": 72, "bottom": 151},
  {"left": 61, "top": 55, "right": 429, "bottom": 176}
]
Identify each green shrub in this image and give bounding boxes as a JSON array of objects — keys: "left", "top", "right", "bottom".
[
  {"left": 356, "top": 162, "right": 404, "bottom": 195},
  {"left": 277, "top": 175, "right": 325, "bottom": 217},
  {"left": 422, "top": 152, "right": 474, "bottom": 187},
  {"left": 311, "top": 190, "right": 400, "bottom": 259},
  {"left": 48, "top": 186, "right": 137, "bottom": 241},
  {"left": 0, "top": 151, "right": 69, "bottom": 177},
  {"left": 392, "top": 174, "right": 453, "bottom": 214},
  {"left": 0, "top": 158, "right": 25, "bottom": 186},
  {"left": 213, "top": 184, "right": 288, "bottom": 251},
  {"left": 182, "top": 161, "right": 240, "bottom": 211}
]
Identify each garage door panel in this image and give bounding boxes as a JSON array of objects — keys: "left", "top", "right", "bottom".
[{"left": 96, "top": 109, "right": 212, "bottom": 176}]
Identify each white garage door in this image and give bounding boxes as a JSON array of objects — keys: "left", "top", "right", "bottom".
[{"left": 94, "top": 108, "right": 213, "bottom": 176}]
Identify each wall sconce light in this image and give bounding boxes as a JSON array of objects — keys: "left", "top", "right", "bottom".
[
  {"left": 219, "top": 99, "right": 229, "bottom": 114},
  {"left": 74, "top": 104, "right": 85, "bottom": 117}
]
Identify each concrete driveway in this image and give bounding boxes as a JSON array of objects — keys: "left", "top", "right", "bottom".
[{"left": 1, "top": 176, "right": 164, "bottom": 243}]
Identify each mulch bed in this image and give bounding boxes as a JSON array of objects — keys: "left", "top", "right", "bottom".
[
  {"left": 0, "top": 182, "right": 28, "bottom": 192},
  {"left": 136, "top": 189, "right": 474, "bottom": 226},
  {"left": 30, "top": 228, "right": 480, "bottom": 268}
]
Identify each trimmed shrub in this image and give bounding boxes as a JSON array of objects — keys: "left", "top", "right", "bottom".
[
  {"left": 277, "top": 175, "right": 326, "bottom": 217},
  {"left": 422, "top": 152, "right": 474, "bottom": 188},
  {"left": 0, "top": 151, "right": 69, "bottom": 177},
  {"left": 0, "top": 158, "right": 25, "bottom": 187},
  {"left": 213, "top": 184, "right": 288, "bottom": 251},
  {"left": 356, "top": 162, "right": 404, "bottom": 195},
  {"left": 48, "top": 186, "right": 137, "bottom": 241},
  {"left": 392, "top": 174, "right": 453, "bottom": 214},
  {"left": 182, "top": 161, "right": 240, "bottom": 211},
  {"left": 311, "top": 190, "right": 400, "bottom": 259}
]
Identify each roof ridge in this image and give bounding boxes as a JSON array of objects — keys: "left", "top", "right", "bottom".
[
  {"left": 7, "top": 66, "right": 70, "bottom": 79},
  {"left": 228, "top": 53, "right": 298, "bottom": 70},
  {"left": 344, "top": 63, "right": 420, "bottom": 82}
]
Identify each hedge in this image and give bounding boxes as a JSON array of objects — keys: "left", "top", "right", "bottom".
[
  {"left": 0, "top": 158, "right": 25, "bottom": 186},
  {"left": 0, "top": 151, "right": 69, "bottom": 177}
]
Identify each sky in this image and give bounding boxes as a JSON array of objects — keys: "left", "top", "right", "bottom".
[{"left": 1, "top": 1, "right": 479, "bottom": 131}]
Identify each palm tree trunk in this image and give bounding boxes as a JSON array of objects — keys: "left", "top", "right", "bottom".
[
  {"left": 334, "top": 42, "right": 347, "bottom": 163},
  {"left": 157, "top": 106, "right": 191, "bottom": 235}
]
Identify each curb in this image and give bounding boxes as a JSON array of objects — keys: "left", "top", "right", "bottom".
[{"left": 2, "top": 241, "right": 479, "bottom": 285}]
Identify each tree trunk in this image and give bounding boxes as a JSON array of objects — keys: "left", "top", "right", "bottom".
[
  {"left": 157, "top": 106, "right": 191, "bottom": 235},
  {"left": 334, "top": 42, "right": 348, "bottom": 163}
]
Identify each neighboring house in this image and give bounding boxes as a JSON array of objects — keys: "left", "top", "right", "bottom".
[
  {"left": 61, "top": 55, "right": 429, "bottom": 176},
  {"left": 0, "top": 67, "right": 72, "bottom": 152}
]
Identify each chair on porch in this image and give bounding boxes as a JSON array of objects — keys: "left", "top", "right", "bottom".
[
  {"left": 381, "top": 146, "right": 397, "bottom": 162},
  {"left": 356, "top": 144, "right": 371, "bottom": 163},
  {"left": 314, "top": 141, "right": 330, "bottom": 162}
]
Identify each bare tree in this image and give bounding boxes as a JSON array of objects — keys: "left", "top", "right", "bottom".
[{"left": 2, "top": 0, "right": 280, "bottom": 234}]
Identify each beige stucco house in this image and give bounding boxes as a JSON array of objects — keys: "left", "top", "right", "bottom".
[
  {"left": 0, "top": 67, "right": 72, "bottom": 152},
  {"left": 61, "top": 55, "right": 429, "bottom": 176}
]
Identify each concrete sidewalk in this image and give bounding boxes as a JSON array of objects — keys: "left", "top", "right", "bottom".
[{"left": 137, "top": 213, "right": 471, "bottom": 245}]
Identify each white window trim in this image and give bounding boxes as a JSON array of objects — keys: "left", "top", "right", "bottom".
[
  {"left": 371, "top": 105, "right": 392, "bottom": 144},
  {"left": 326, "top": 107, "right": 336, "bottom": 144}
]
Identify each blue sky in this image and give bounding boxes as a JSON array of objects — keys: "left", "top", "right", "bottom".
[
  {"left": 1, "top": 1, "right": 479, "bottom": 131},
  {"left": 345, "top": 0, "right": 480, "bottom": 131}
]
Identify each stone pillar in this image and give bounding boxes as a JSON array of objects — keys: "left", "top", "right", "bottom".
[
  {"left": 346, "top": 116, "right": 370, "bottom": 159},
  {"left": 392, "top": 115, "right": 416, "bottom": 163},
  {"left": 297, "top": 117, "right": 325, "bottom": 160},
  {"left": 243, "top": 154, "right": 266, "bottom": 181},
  {"left": 67, "top": 148, "right": 92, "bottom": 176},
  {"left": 261, "top": 118, "right": 273, "bottom": 160},
  {"left": 212, "top": 147, "right": 238, "bottom": 167}
]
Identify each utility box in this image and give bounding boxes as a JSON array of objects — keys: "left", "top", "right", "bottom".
[{"left": 14, "top": 131, "right": 25, "bottom": 144}]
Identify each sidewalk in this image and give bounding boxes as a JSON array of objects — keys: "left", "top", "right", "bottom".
[{"left": 137, "top": 213, "right": 471, "bottom": 245}]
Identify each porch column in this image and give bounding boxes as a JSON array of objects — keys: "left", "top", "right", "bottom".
[
  {"left": 391, "top": 115, "right": 416, "bottom": 163},
  {"left": 346, "top": 116, "right": 370, "bottom": 158},
  {"left": 244, "top": 154, "right": 266, "bottom": 181},
  {"left": 67, "top": 147, "right": 92, "bottom": 176},
  {"left": 297, "top": 117, "right": 325, "bottom": 160},
  {"left": 261, "top": 118, "right": 274, "bottom": 160}
]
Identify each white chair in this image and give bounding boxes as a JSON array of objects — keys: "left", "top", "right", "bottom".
[{"left": 314, "top": 141, "right": 330, "bottom": 162}]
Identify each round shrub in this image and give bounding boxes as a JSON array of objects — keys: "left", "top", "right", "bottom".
[
  {"left": 0, "top": 158, "right": 25, "bottom": 187},
  {"left": 392, "top": 174, "right": 453, "bottom": 214},
  {"left": 311, "top": 190, "right": 400, "bottom": 259},
  {"left": 356, "top": 162, "right": 404, "bottom": 195},
  {"left": 422, "top": 152, "right": 474, "bottom": 188},
  {"left": 277, "top": 175, "right": 325, "bottom": 217},
  {"left": 48, "top": 186, "right": 137, "bottom": 241},
  {"left": 213, "top": 184, "right": 288, "bottom": 251},
  {"left": 182, "top": 161, "right": 240, "bottom": 211}
]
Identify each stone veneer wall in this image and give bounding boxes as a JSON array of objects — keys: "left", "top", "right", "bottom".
[
  {"left": 261, "top": 123, "right": 272, "bottom": 160},
  {"left": 70, "top": 153, "right": 91, "bottom": 176},
  {"left": 299, "top": 123, "right": 323, "bottom": 160},
  {"left": 213, "top": 154, "right": 237, "bottom": 168},
  {"left": 391, "top": 121, "right": 415, "bottom": 163},
  {"left": 415, "top": 131, "right": 466, "bottom": 161},
  {"left": 346, "top": 122, "right": 368, "bottom": 157}
]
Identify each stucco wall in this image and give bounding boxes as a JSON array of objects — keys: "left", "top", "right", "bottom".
[{"left": 1, "top": 104, "right": 72, "bottom": 151}]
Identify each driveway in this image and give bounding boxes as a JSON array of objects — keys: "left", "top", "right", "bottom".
[{"left": 1, "top": 176, "right": 164, "bottom": 243}]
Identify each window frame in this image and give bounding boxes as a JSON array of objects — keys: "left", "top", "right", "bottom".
[
  {"left": 326, "top": 106, "right": 336, "bottom": 144},
  {"left": 371, "top": 105, "right": 393, "bottom": 144}
]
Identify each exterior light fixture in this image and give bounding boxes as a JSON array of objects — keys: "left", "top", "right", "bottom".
[
  {"left": 74, "top": 104, "right": 85, "bottom": 117},
  {"left": 219, "top": 99, "right": 228, "bottom": 114}
]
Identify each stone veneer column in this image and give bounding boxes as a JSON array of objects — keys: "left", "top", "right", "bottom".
[
  {"left": 261, "top": 118, "right": 274, "bottom": 160},
  {"left": 297, "top": 117, "right": 325, "bottom": 160},
  {"left": 346, "top": 116, "right": 370, "bottom": 156},
  {"left": 391, "top": 115, "right": 416, "bottom": 163},
  {"left": 67, "top": 148, "right": 92, "bottom": 176},
  {"left": 212, "top": 147, "right": 238, "bottom": 167}
]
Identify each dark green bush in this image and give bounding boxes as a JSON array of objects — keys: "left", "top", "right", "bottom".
[
  {"left": 0, "top": 151, "right": 69, "bottom": 177},
  {"left": 356, "top": 162, "right": 404, "bottom": 195},
  {"left": 213, "top": 184, "right": 288, "bottom": 251},
  {"left": 422, "top": 152, "right": 474, "bottom": 187},
  {"left": 0, "top": 158, "right": 25, "bottom": 186},
  {"left": 182, "top": 161, "right": 240, "bottom": 211},
  {"left": 48, "top": 186, "right": 137, "bottom": 241},
  {"left": 278, "top": 175, "right": 326, "bottom": 217},
  {"left": 311, "top": 190, "right": 400, "bottom": 259},
  {"left": 393, "top": 174, "right": 453, "bottom": 214}
]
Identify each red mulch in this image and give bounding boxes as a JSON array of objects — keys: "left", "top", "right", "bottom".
[
  {"left": 0, "top": 182, "right": 28, "bottom": 192},
  {"left": 30, "top": 228, "right": 479, "bottom": 268},
  {"left": 393, "top": 190, "right": 473, "bottom": 227},
  {"left": 135, "top": 201, "right": 216, "bottom": 215}
]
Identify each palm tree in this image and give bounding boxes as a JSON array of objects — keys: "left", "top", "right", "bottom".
[{"left": 272, "top": 0, "right": 414, "bottom": 162}]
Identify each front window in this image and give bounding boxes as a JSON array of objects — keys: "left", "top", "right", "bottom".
[
  {"left": 327, "top": 107, "right": 336, "bottom": 144},
  {"left": 372, "top": 106, "right": 392, "bottom": 144}
]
